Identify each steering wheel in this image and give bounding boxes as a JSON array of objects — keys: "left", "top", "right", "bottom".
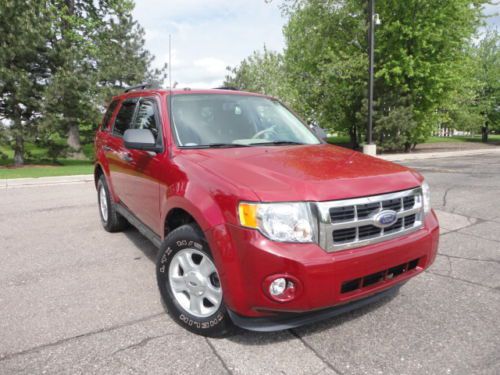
[{"left": 252, "top": 127, "right": 279, "bottom": 140}]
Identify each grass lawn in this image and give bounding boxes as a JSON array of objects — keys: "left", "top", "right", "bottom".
[
  {"left": 425, "top": 135, "right": 500, "bottom": 143},
  {"left": 326, "top": 135, "right": 351, "bottom": 145},
  {"left": 0, "top": 143, "right": 94, "bottom": 179},
  {"left": 327, "top": 134, "right": 500, "bottom": 146},
  {"left": 0, "top": 159, "right": 93, "bottom": 179}
]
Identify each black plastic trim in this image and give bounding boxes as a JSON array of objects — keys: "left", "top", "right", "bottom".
[
  {"left": 227, "top": 283, "right": 403, "bottom": 332},
  {"left": 115, "top": 204, "right": 162, "bottom": 248}
]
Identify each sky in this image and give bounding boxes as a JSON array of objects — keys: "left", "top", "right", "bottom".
[
  {"left": 132, "top": 1, "right": 499, "bottom": 89},
  {"left": 132, "top": 0, "right": 287, "bottom": 89}
]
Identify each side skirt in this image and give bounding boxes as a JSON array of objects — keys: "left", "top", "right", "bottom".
[{"left": 115, "top": 204, "right": 162, "bottom": 248}]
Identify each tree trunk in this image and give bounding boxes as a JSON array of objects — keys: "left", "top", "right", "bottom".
[
  {"left": 481, "top": 122, "right": 489, "bottom": 143},
  {"left": 13, "top": 134, "right": 24, "bottom": 166},
  {"left": 67, "top": 123, "right": 81, "bottom": 151},
  {"left": 349, "top": 126, "right": 359, "bottom": 149}
]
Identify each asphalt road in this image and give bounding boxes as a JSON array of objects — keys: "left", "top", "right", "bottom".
[{"left": 1, "top": 154, "right": 499, "bottom": 375}]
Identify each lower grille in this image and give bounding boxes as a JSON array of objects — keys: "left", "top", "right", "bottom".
[{"left": 341, "top": 258, "right": 421, "bottom": 294}]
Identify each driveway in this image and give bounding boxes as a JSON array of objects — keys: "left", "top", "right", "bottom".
[{"left": 0, "top": 154, "right": 499, "bottom": 375}]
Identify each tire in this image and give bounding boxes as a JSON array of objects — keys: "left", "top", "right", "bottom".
[
  {"left": 97, "top": 175, "right": 128, "bottom": 232},
  {"left": 156, "top": 224, "right": 233, "bottom": 337}
]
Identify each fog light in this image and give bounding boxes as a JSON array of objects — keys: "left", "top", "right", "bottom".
[
  {"left": 269, "top": 278, "right": 287, "bottom": 296},
  {"left": 264, "top": 275, "right": 301, "bottom": 302}
]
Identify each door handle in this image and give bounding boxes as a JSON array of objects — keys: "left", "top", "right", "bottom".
[
  {"left": 121, "top": 153, "right": 133, "bottom": 162},
  {"left": 103, "top": 145, "right": 112, "bottom": 152}
]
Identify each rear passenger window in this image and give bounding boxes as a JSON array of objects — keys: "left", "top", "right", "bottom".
[
  {"left": 132, "top": 99, "right": 160, "bottom": 140},
  {"left": 101, "top": 100, "right": 118, "bottom": 130},
  {"left": 113, "top": 100, "right": 137, "bottom": 136}
]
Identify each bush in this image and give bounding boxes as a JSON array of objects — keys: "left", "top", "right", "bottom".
[{"left": 374, "top": 106, "right": 417, "bottom": 152}]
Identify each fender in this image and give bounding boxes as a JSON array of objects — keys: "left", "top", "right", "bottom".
[
  {"left": 161, "top": 187, "right": 227, "bottom": 239},
  {"left": 94, "top": 153, "right": 119, "bottom": 203}
]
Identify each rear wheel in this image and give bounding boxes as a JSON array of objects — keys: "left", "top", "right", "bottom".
[
  {"left": 97, "top": 175, "right": 128, "bottom": 232},
  {"left": 156, "top": 224, "right": 233, "bottom": 337}
]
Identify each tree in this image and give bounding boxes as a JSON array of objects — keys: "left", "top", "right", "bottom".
[
  {"left": 95, "top": 0, "right": 167, "bottom": 102},
  {"left": 0, "top": 0, "right": 167, "bottom": 165},
  {"left": 280, "top": 0, "right": 488, "bottom": 150},
  {"left": 374, "top": 0, "right": 487, "bottom": 149},
  {"left": 44, "top": 0, "right": 167, "bottom": 156},
  {"left": 224, "top": 46, "right": 298, "bottom": 107},
  {"left": 283, "top": 0, "right": 368, "bottom": 146},
  {"left": 475, "top": 30, "right": 500, "bottom": 141},
  {"left": 0, "top": 1, "right": 53, "bottom": 165}
]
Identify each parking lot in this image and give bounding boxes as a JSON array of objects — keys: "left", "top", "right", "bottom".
[{"left": 1, "top": 153, "right": 499, "bottom": 375}]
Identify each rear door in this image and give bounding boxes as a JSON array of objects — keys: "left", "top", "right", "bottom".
[{"left": 117, "top": 97, "right": 164, "bottom": 234}]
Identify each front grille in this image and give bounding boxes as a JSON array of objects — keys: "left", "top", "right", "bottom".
[
  {"left": 317, "top": 187, "right": 424, "bottom": 252},
  {"left": 341, "top": 258, "right": 421, "bottom": 293}
]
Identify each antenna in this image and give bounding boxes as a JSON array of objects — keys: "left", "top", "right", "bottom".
[{"left": 169, "top": 34, "right": 172, "bottom": 91}]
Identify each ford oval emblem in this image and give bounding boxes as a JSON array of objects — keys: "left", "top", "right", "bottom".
[{"left": 373, "top": 210, "right": 398, "bottom": 228}]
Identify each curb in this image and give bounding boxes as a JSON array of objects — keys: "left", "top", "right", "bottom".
[
  {"left": 2, "top": 174, "right": 94, "bottom": 189},
  {"left": 379, "top": 147, "right": 500, "bottom": 162}
]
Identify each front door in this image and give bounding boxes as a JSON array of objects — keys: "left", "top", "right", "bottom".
[{"left": 118, "top": 97, "right": 164, "bottom": 235}]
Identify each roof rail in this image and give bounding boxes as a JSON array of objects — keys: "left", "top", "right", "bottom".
[
  {"left": 214, "top": 86, "right": 239, "bottom": 91},
  {"left": 124, "top": 83, "right": 152, "bottom": 93}
]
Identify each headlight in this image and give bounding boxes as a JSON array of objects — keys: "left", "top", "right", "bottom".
[
  {"left": 238, "top": 202, "right": 317, "bottom": 243},
  {"left": 421, "top": 181, "right": 431, "bottom": 215}
]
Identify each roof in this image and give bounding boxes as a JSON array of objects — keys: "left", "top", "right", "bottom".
[{"left": 112, "top": 88, "right": 270, "bottom": 102}]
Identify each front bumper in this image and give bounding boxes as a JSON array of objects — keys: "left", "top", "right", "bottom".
[
  {"left": 227, "top": 282, "right": 403, "bottom": 332},
  {"left": 205, "top": 210, "right": 439, "bottom": 320}
]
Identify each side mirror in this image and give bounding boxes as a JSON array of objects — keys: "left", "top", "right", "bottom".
[
  {"left": 123, "top": 129, "right": 161, "bottom": 152},
  {"left": 310, "top": 124, "right": 328, "bottom": 141}
]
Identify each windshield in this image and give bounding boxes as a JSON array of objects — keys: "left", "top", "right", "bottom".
[{"left": 171, "top": 94, "right": 320, "bottom": 147}]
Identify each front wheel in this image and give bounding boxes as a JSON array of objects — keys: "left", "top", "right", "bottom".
[{"left": 156, "top": 224, "right": 233, "bottom": 337}]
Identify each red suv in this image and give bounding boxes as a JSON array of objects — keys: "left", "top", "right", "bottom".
[{"left": 94, "top": 85, "right": 439, "bottom": 336}]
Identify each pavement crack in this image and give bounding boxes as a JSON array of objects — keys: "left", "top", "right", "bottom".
[
  {"left": 205, "top": 338, "right": 233, "bottom": 375},
  {"left": 440, "top": 227, "right": 500, "bottom": 244},
  {"left": 442, "top": 186, "right": 453, "bottom": 209},
  {"left": 426, "top": 270, "right": 498, "bottom": 292},
  {"left": 289, "top": 329, "right": 344, "bottom": 375},
  {"left": 437, "top": 253, "right": 500, "bottom": 265},
  {"left": 0, "top": 312, "right": 165, "bottom": 362},
  {"left": 112, "top": 334, "right": 169, "bottom": 356}
]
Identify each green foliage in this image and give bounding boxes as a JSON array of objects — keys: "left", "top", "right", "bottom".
[
  {"left": 279, "top": 0, "right": 490, "bottom": 151},
  {"left": 475, "top": 30, "right": 500, "bottom": 133},
  {"left": 374, "top": 0, "right": 487, "bottom": 147},
  {"left": 0, "top": 0, "right": 53, "bottom": 165},
  {"left": 374, "top": 106, "right": 417, "bottom": 152},
  {"left": 224, "top": 47, "right": 299, "bottom": 107},
  {"left": 0, "top": 0, "right": 166, "bottom": 165},
  {"left": 284, "top": 0, "right": 367, "bottom": 144}
]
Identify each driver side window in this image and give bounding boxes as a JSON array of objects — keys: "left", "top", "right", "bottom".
[{"left": 132, "top": 99, "right": 160, "bottom": 141}]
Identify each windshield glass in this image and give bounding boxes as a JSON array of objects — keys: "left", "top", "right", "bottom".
[{"left": 171, "top": 94, "right": 320, "bottom": 147}]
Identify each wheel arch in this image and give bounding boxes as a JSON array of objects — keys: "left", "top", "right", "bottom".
[
  {"left": 162, "top": 194, "right": 227, "bottom": 240},
  {"left": 94, "top": 163, "right": 104, "bottom": 188}
]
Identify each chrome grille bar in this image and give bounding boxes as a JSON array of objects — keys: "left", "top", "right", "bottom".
[{"left": 314, "top": 187, "right": 424, "bottom": 252}]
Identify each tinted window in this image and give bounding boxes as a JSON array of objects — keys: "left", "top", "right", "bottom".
[
  {"left": 113, "top": 100, "right": 137, "bottom": 136},
  {"left": 132, "top": 100, "right": 159, "bottom": 140},
  {"left": 101, "top": 100, "right": 118, "bottom": 130}
]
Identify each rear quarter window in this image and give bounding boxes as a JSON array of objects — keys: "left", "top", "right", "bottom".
[{"left": 101, "top": 100, "right": 118, "bottom": 131}]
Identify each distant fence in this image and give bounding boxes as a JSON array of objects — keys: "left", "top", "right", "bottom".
[{"left": 433, "top": 128, "right": 473, "bottom": 137}]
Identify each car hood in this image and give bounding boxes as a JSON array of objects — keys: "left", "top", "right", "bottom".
[{"left": 181, "top": 144, "right": 422, "bottom": 202}]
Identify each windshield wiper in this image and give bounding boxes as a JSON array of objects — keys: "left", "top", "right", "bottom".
[
  {"left": 247, "top": 141, "right": 306, "bottom": 146},
  {"left": 203, "top": 143, "right": 251, "bottom": 148}
]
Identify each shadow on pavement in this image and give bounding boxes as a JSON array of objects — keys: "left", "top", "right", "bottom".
[
  {"left": 122, "top": 226, "right": 158, "bottom": 263},
  {"left": 120, "top": 224, "right": 401, "bottom": 345}
]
